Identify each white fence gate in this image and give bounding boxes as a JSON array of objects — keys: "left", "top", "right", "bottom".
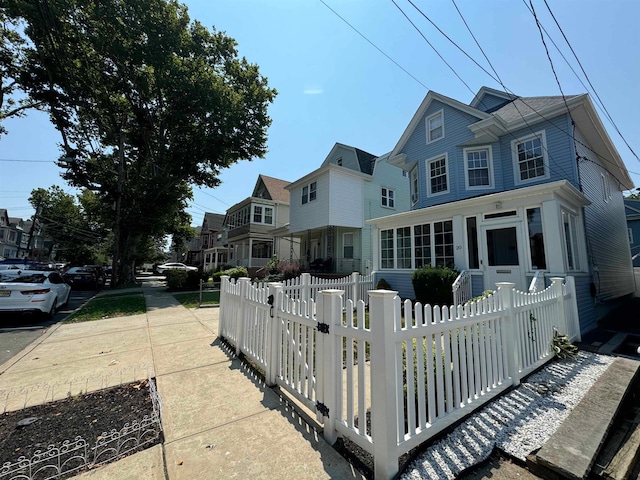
[{"left": 219, "top": 275, "right": 580, "bottom": 479}]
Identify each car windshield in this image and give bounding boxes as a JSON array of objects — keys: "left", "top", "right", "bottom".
[{"left": 0, "top": 273, "right": 46, "bottom": 283}]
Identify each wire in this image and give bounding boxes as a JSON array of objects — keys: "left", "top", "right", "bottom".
[{"left": 317, "top": 0, "right": 429, "bottom": 90}]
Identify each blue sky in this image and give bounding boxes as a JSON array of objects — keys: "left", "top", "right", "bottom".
[{"left": 2, "top": 0, "right": 639, "bottom": 226}]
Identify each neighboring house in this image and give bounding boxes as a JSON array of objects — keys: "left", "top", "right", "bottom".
[
  {"left": 368, "top": 86, "right": 635, "bottom": 334},
  {"left": 282, "top": 143, "right": 410, "bottom": 275},
  {"left": 0, "top": 209, "right": 12, "bottom": 259},
  {"left": 625, "top": 198, "right": 640, "bottom": 267},
  {"left": 183, "top": 226, "right": 202, "bottom": 266},
  {"left": 224, "top": 174, "right": 297, "bottom": 269},
  {"left": 199, "top": 212, "right": 228, "bottom": 271}
]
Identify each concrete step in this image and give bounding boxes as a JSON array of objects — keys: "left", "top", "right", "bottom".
[{"left": 527, "top": 357, "right": 640, "bottom": 480}]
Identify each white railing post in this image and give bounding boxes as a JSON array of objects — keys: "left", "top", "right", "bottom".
[
  {"left": 565, "top": 276, "right": 581, "bottom": 342},
  {"left": 369, "top": 289, "right": 400, "bottom": 480},
  {"left": 301, "top": 272, "right": 311, "bottom": 305},
  {"left": 550, "top": 277, "right": 567, "bottom": 336},
  {"left": 266, "top": 282, "right": 283, "bottom": 387},
  {"left": 218, "top": 275, "right": 230, "bottom": 337},
  {"left": 497, "top": 282, "right": 519, "bottom": 386},
  {"left": 235, "top": 277, "right": 250, "bottom": 356},
  {"left": 351, "top": 272, "right": 359, "bottom": 303},
  {"left": 316, "top": 289, "right": 343, "bottom": 445}
]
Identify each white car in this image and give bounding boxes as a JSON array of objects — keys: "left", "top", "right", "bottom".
[
  {"left": 0, "top": 270, "right": 72, "bottom": 318},
  {"left": 155, "top": 262, "right": 198, "bottom": 274}
]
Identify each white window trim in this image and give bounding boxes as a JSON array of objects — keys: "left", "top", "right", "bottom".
[
  {"left": 381, "top": 186, "right": 395, "bottom": 209},
  {"left": 410, "top": 168, "right": 419, "bottom": 205},
  {"left": 463, "top": 145, "right": 494, "bottom": 190},
  {"left": 251, "top": 204, "right": 274, "bottom": 225},
  {"left": 560, "top": 207, "right": 586, "bottom": 272},
  {"left": 511, "top": 130, "right": 550, "bottom": 186},
  {"left": 601, "top": 173, "right": 611, "bottom": 203},
  {"left": 426, "top": 153, "right": 450, "bottom": 197},
  {"left": 343, "top": 232, "right": 354, "bottom": 259},
  {"left": 426, "top": 109, "right": 444, "bottom": 144}
]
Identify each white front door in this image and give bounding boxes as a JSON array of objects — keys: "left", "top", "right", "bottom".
[{"left": 481, "top": 224, "right": 525, "bottom": 290}]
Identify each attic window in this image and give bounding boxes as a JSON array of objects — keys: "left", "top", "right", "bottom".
[
  {"left": 337, "top": 158, "right": 342, "bottom": 166},
  {"left": 426, "top": 110, "right": 444, "bottom": 143}
]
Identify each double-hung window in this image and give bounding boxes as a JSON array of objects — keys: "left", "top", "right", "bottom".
[
  {"left": 343, "top": 233, "right": 354, "bottom": 259},
  {"left": 410, "top": 169, "right": 419, "bottom": 204},
  {"left": 428, "top": 155, "right": 449, "bottom": 196},
  {"left": 381, "top": 187, "right": 395, "bottom": 208},
  {"left": 464, "top": 147, "right": 493, "bottom": 189},
  {"left": 562, "top": 209, "right": 581, "bottom": 271},
  {"left": 302, "top": 181, "right": 317, "bottom": 204},
  {"left": 380, "top": 229, "right": 394, "bottom": 269},
  {"left": 512, "top": 131, "right": 549, "bottom": 184},
  {"left": 426, "top": 110, "right": 444, "bottom": 143}
]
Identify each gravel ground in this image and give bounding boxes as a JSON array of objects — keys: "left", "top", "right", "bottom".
[{"left": 400, "top": 351, "right": 614, "bottom": 480}]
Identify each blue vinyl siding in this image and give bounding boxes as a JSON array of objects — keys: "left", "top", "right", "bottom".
[
  {"left": 574, "top": 275, "right": 596, "bottom": 334},
  {"left": 401, "top": 101, "right": 484, "bottom": 209},
  {"left": 498, "top": 113, "right": 578, "bottom": 191},
  {"left": 373, "top": 271, "right": 415, "bottom": 299},
  {"left": 474, "top": 93, "right": 510, "bottom": 112},
  {"left": 630, "top": 219, "right": 640, "bottom": 267},
  {"left": 471, "top": 273, "right": 485, "bottom": 297}
]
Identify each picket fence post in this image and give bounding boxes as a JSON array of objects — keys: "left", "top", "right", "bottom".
[
  {"left": 351, "top": 272, "right": 359, "bottom": 303},
  {"left": 565, "top": 276, "right": 581, "bottom": 342},
  {"left": 316, "top": 289, "right": 343, "bottom": 445},
  {"left": 497, "top": 282, "right": 519, "bottom": 386},
  {"left": 550, "top": 277, "right": 567, "bottom": 337},
  {"left": 266, "top": 282, "right": 283, "bottom": 387},
  {"left": 219, "top": 275, "right": 230, "bottom": 338},
  {"left": 301, "top": 272, "right": 311, "bottom": 305},
  {"left": 235, "top": 277, "right": 250, "bottom": 356},
  {"left": 369, "top": 289, "right": 399, "bottom": 480}
]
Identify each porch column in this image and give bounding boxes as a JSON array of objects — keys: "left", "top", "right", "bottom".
[
  {"left": 452, "top": 214, "right": 465, "bottom": 270},
  {"left": 248, "top": 238, "right": 253, "bottom": 268},
  {"left": 541, "top": 200, "right": 565, "bottom": 274},
  {"left": 371, "top": 225, "right": 380, "bottom": 271}
]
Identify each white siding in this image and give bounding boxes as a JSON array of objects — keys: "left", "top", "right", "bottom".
[
  {"left": 288, "top": 174, "right": 331, "bottom": 232},
  {"left": 576, "top": 127, "right": 635, "bottom": 301},
  {"left": 328, "top": 171, "right": 364, "bottom": 227}
]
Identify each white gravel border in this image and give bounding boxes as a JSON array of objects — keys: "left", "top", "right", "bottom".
[{"left": 400, "top": 351, "right": 614, "bottom": 480}]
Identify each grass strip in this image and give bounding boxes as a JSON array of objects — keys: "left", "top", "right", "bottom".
[
  {"left": 172, "top": 290, "right": 220, "bottom": 308},
  {"left": 64, "top": 293, "right": 146, "bottom": 323}
]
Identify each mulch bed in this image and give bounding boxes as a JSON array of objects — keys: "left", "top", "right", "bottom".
[{"left": 0, "top": 380, "right": 161, "bottom": 478}]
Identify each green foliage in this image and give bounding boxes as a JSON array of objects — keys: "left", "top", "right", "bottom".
[
  {"left": 212, "top": 266, "right": 249, "bottom": 283},
  {"left": 375, "top": 278, "right": 392, "bottom": 290},
  {"left": 411, "top": 266, "right": 459, "bottom": 306},
  {"left": 551, "top": 330, "right": 578, "bottom": 359},
  {"left": 4, "top": 0, "right": 276, "bottom": 285},
  {"left": 64, "top": 293, "right": 146, "bottom": 322},
  {"left": 165, "top": 269, "right": 203, "bottom": 290}
]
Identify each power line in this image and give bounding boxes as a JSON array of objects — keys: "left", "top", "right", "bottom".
[
  {"left": 539, "top": 0, "right": 640, "bottom": 164},
  {"left": 317, "top": 0, "right": 428, "bottom": 90}
]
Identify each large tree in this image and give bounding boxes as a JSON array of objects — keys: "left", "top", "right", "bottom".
[{"left": 3, "top": 0, "right": 276, "bottom": 285}]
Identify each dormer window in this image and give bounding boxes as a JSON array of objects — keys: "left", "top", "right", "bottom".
[
  {"left": 426, "top": 110, "right": 444, "bottom": 143},
  {"left": 337, "top": 158, "right": 342, "bottom": 166}
]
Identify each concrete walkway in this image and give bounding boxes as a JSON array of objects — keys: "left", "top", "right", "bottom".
[{"left": 0, "top": 280, "right": 362, "bottom": 479}]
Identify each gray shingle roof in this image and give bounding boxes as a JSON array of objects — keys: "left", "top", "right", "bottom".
[{"left": 492, "top": 95, "right": 579, "bottom": 124}]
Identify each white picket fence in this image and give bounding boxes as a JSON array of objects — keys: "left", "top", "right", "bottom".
[
  {"left": 281, "top": 272, "right": 373, "bottom": 305},
  {"left": 218, "top": 275, "right": 580, "bottom": 479}
]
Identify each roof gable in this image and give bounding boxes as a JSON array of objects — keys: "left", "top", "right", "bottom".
[
  {"left": 202, "top": 212, "right": 225, "bottom": 232},
  {"left": 391, "top": 90, "right": 489, "bottom": 157},
  {"left": 321, "top": 143, "right": 377, "bottom": 175},
  {"left": 252, "top": 175, "right": 290, "bottom": 203},
  {"left": 469, "top": 86, "right": 517, "bottom": 111}
]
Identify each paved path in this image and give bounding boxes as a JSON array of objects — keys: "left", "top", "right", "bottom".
[{"left": 0, "top": 280, "right": 361, "bottom": 479}]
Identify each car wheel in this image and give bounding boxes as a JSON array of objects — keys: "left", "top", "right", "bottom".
[{"left": 46, "top": 298, "right": 58, "bottom": 319}]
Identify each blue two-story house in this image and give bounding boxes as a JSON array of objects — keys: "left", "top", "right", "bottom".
[{"left": 368, "top": 86, "right": 635, "bottom": 334}]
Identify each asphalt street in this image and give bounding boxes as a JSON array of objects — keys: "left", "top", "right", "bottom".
[{"left": 0, "top": 288, "right": 98, "bottom": 366}]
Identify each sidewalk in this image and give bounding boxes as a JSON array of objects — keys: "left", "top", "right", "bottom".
[{"left": 0, "top": 279, "right": 362, "bottom": 479}]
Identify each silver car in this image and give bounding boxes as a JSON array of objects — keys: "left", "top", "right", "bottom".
[
  {"left": 0, "top": 270, "right": 72, "bottom": 318},
  {"left": 156, "top": 262, "right": 198, "bottom": 274}
]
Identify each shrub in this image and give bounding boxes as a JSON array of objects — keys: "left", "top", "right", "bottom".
[
  {"left": 411, "top": 266, "right": 459, "bottom": 306},
  {"left": 166, "top": 269, "right": 202, "bottom": 290},
  {"left": 279, "top": 261, "right": 300, "bottom": 280},
  {"left": 212, "top": 266, "right": 249, "bottom": 283},
  {"left": 375, "top": 278, "right": 392, "bottom": 290}
]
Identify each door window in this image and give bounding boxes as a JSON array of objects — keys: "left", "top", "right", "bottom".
[{"left": 486, "top": 227, "right": 519, "bottom": 266}]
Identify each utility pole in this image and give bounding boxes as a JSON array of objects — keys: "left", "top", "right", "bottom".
[{"left": 112, "top": 130, "right": 125, "bottom": 287}]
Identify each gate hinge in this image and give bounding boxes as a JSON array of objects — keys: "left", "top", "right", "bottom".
[
  {"left": 317, "top": 322, "right": 330, "bottom": 334},
  {"left": 316, "top": 401, "right": 329, "bottom": 417}
]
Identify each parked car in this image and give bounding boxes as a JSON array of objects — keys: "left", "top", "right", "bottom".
[
  {"left": 83, "top": 265, "right": 107, "bottom": 286},
  {"left": 155, "top": 262, "right": 198, "bottom": 274},
  {"left": 0, "top": 270, "right": 71, "bottom": 318},
  {"left": 63, "top": 266, "right": 102, "bottom": 290}
]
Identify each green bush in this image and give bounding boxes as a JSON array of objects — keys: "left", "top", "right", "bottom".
[
  {"left": 375, "top": 277, "right": 392, "bottom": 290},
  {"left": 411, "top": 266, "right": 459, "bottom": 306},
  {"left": 166, "top": 269, "right": 203, "bottom": 290},
  {"left": 212, "top": 266, "right": 249, "bottom": 283}
]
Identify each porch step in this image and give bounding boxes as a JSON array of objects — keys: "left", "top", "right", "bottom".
[{"left": 527, "top": 357, "right": 640, "bottom": 479}]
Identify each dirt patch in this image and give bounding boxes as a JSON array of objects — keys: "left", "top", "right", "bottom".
[{"left": 0, "top": 380, "right": 161, "bottom": 478}]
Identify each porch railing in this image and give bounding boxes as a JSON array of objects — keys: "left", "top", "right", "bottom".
[{"left": 452, "top": 269, "right": 473, "bottom": 306}]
